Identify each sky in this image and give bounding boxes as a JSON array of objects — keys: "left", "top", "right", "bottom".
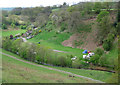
[{"left": 0, "top": 0, "right": 91, "bottom": 8}]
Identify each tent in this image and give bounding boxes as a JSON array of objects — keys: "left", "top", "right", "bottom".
[{"left": 82, "top": 50, "right": 87, "bottom": 54}]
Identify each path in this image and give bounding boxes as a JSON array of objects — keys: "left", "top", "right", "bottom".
[
  {"left": 53, "top": 50, "right": 68, "bottom": 53},
  {"left": 0, "top": 52, "right": 105, "bottom": 83}
]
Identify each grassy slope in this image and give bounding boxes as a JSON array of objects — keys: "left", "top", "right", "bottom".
[
  {"left": 1, "top": 49, "right": 113, "bottom": 82},
  {"left": 0, "top": 29, "right": 26, "bottom": 37},
  {"left": 29, "top": 30, "right": 84, "bottom": 58},
  {"left": 1, "top": 49, "right": 98, "bottom": 83}
]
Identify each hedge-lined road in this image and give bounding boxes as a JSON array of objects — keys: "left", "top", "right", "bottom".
[{"left": 0, "top": 52, "right": 105, "bottom": 83}]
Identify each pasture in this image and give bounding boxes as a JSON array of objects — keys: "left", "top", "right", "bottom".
[
  {"left": 1, "top": 49, "right": 98, "bottom": 83},
  {"left": 0, "top": 29, "right": 26, "bottom": 37},
  {"left": 1, "top": 49, "right": 113, "bottom": 83},
  {"left": 29, "top": 30, "right": 84, "bottom": 58}
]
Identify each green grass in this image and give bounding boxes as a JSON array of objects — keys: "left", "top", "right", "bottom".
[
  {"left": 1, "top": 49, "right": 98, "bottom": 83},
  {"left": 46, "top": 65, "right": 112, "bottom": 82},
  {"left": 104, "top": 41, "right": 118, "bottom": 58},
  {"left": 1, "top": 49, "right": 113, "bottom": 82},
  {"left": 0, "top": 29, "right": 26, "bottom": 37},
  {"left": 52, "top": 8, "right": 60, "bottom": 12},
  {"left": 29, "top": 30, "right": 84, "bottom": 58}
]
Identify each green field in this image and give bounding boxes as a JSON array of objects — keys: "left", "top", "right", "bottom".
[
  {"left": 0, "top": 29, "right": 26, "bottom": 37},
  {"left": 1, "top": 49, "right": 99, "bottom": 83},
  {"left": 29, "top": 30, "right": 84, "bottom": 58},
  {"left": 1, "top": 49, "right": 113, "bottom": 83}
]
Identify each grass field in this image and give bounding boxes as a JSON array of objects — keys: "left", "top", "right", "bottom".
[
  {"left": 29, "top": 30, "right": 84, "bottom": 58},
  {"left": 1, "top": 49, "right": 113, "bottom": 83},
  {"left": 1, "top": 49, "right": 99, "bottom": 83},
  {"left": 0, "top": 29, "right": 26, "bottom": 37}
]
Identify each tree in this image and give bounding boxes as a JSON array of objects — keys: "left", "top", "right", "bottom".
[
  {"left": 96, "top": 11, "right": 112, "bottom": 43},
  {"left": 117, "top": 1, "right": 120, "bottom": 22},
  {"left": 93, "top": 2, "right": 102, "bottom": 14},
  {"left": 97, "top": 11, "right": 109, "bottom": 22},
  {"left": 63, "top": 2, "right": 67, "bottom": 6},
  {"left": 11, "top": 7, "right": 22, "bottom": 15},
  {"left": 11, "top": 23, "right": 15, "bottom": 28},
  {"left": 68, "top": 11, "right": 83, "bottom": 32},
  {"left": 2, "top": 24, "right": 7, "bottom": 29}
]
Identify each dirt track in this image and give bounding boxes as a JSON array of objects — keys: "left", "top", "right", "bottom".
[{"left": 0, "top": 52, "right": 105, "bottom": 83}]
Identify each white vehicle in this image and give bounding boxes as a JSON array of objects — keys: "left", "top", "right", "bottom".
[
  {"left": 83, "top": 55, "right": 87, "bottom": 59},
  {"left": 71, "top": 56, "right": 77, "bottom": 60},
  {"left": 88, "top": 53, "right": 95, "bottom": 56}
]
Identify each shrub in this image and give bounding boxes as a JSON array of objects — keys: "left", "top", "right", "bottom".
[
  {"left": 2, "top": 24, "right": 7, "bottom": 29},
  {"left": 65, "top": 56, "right": 72, "bottom": 67},
  {"left": 26, "top": 43, "right": 37, "bottom": 61},
  {"left": 58, "top": 56, "right": 67, "bottom": 67},
  {"left": 35, "top": 45, "right": 48, "bottom": 63},
  {"left": 99, "top": 55, "right": 107, "bottom": 67},
  {"left": 72, "top": 60, "right": 89, "bottom": 68},
  {"left": 20, "top": 25, "right": 27, "bottom": 29},
  {"left": 90, "top": 54, "right": 100, "bottom": 65},
  {"left": 11, "top": 39, "right": 23, "bottom": 53},
  {"left": 60, "top": 23, "right": 67, "bottom": 32},
  {"left": 18, "top": 42, "right": 28, "bottom": 59},
  {"left": 2, "top": 37, "right": 12, "bottom": 50},
  {"left": 103, "top": 39, "right": 112, "bottom": 51},
  {"left": 97, "top": 11, "right": 109, "bottom": 22},
  {"left": 102, "top": 33, "right": 115, "bottom": 51},
  {"left": 11, "top": 23, "right": 16, "bottom": 28},
  {"left": 116, "top": 22, "right": 120, "bottom": 35},
  {"left": 95, "top": 48, "right": 104, "bottom": 56},
  {"left": 107, "top": 33, "right": 115, "bottom": 42},
  {"left": 39, "top": 30, "right": 42, "bottom": 33}
]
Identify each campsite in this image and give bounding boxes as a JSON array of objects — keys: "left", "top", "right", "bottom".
[{"left": 0, "top": 1, "right": 119, "bottom": 84}]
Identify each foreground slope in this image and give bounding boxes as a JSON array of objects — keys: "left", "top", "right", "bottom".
[{"left": 1, "top": 49, "right": 113, "bottom": 83}]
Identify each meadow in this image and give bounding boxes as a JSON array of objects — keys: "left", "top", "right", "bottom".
[
  {"left": 1, "top": 49, "right": 113, "bottom": 83},
  {"left": 0, "top": 29, "right": 26, "bottom": 37},
  {"left": 29, "top": 30, "right": 84, "bottom": 58}
]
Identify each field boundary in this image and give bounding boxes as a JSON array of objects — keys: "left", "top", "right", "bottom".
[{"left": 1, "top": 52, "right": 105, "bottom": 83}]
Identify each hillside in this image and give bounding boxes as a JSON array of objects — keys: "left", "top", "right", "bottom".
[
  {"left": 1, "top": 2, "right": 119, "bottom": 83},
  {"left": 62, "top": 18, "right": 98, "bottom": 51}
]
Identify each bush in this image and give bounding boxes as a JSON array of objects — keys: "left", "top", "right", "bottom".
[
  {"left": 11, "top": 39, "right": 23, "bottom": 53},
  {"left": 99, "top": 55, "right": 107, "bottom": 67},
  {"left": 11, "top": 23, "right": 16, "bottom": 28},
  {"left": 2, "top": 24, "right": 7, "bottom": 29},
  {"left": 72, "top": 60, "right": 89, "bottom": 68},
  {"left": 116, "top": 22, "right": 120, "bottom": 35},
  {"left": 97, "top": 11, "right": 109, "bottom": 22},
  {"left": 102, "top": 33, "right": 115, "bottom": 51},
  {"left": 99, "top": 55, "right": 117, "bottom": 68},
  {"left": 2, "top": 37, "right": 12, "bottom": 50},
  {"left": 103, "top": 39, "right": 112, "bottom": 51},
  {"left": 58, "top": 56, "right": 67, "bottom": 67},
  {"left": 39, "top": 30, "right": 42, "bottom": 33},
  {"left": 26, "top": 43, "right": 37, "bottom": 61},
  {"left": 20, "top": 25, "right": 27, "bottom": 29},
  {"left": 90, "top": 54, "right": 100, "bottom": 65},
  {"left": 60, "top": 23, "right": 67, "bottom": 32},
  {"left": 18, "top": 42, "right": 28, "bottom": 59},
  {"left": 95, "top": 48, "right": 104, "bottom": 56}
]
